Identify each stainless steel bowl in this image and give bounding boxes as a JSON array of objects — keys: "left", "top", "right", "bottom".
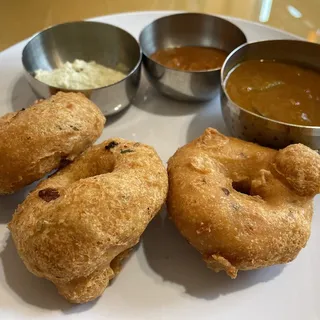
[
  {"left": 221, "top": 39, "right": 320, "bottom": 150},
  {"left": 22, "top": 21, "right": 142, "bottom": 116},
  {"left": 139, "top": 13, "right": 247, "bottom": 101}
]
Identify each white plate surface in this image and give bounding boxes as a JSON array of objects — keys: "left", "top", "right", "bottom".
[{"left": 0, "top": 11, "right": 319, "bottom": 320}]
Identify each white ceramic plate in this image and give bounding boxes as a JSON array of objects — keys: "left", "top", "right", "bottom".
[{"left": 0, "top": 11, "right": 319, "bottom": 320}]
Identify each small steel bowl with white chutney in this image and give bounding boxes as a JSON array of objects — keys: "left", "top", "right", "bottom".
[
  {"left": 22, "top": 21, "right": 142, "bottom": 116},
  {"left": 139, "top": 13, "right": 247, "bottom": 101},
  {"left": 221, "top": 40, "right": 320, "bottom": 150}
]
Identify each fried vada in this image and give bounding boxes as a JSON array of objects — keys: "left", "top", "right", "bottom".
[
  {"left": 0, "top": 92, "right": 105, "bottom": 194},
  {"left": 167, "top": 128, "right": 320, "bottom": 278},
  {"left": 9, "top": 138, "right": 168, "bottom": 303}
]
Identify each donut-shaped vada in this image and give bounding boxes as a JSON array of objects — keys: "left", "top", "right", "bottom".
[
  {"left": 0, "top": 92, "right": 105, "bottom": 194},
  {"left": 9, "top": 138, "right": 168, "bottom": 303},
  {"left": 167, "top": 128, "right": 320, "bottom": 278}
]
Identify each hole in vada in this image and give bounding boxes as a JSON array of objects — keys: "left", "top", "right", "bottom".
[{"left": 232, "top": 180, "right": 251, "bottom": 195}]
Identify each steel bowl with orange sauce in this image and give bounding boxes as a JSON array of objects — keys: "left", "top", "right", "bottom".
[
  {"left": 221, "top": 40, "right": 320, "bottom": 149},
  {"left": 139, "top": 13, "right": 247, "bottom": 101}
]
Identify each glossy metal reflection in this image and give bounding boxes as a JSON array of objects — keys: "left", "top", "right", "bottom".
[
  {"left": 221, "top": 39, "right": 320, "bottom": 149},
  {"left": 139, "top": 13, "right": 247, "bottom": 102},
  {"left": 22, "top": 21, "right": 142, "bottom": 116}
]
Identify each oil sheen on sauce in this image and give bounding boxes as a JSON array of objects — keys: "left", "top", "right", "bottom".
[
  {"left": 225, "top": 60, "right": 320, "bottom": 126},
  {"left": 150, "top": 46, "right": 228, "bottom": 71}
]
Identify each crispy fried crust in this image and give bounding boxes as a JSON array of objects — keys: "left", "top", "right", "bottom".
[
  {"left": 9, "top": 138, "right": 168, "bottom": 303},
  {"left": 167, "top": 128, "right": 320, "bottom": 278},
  {"left": 0, "top": 92, "right": 105, "bottom": 194}
]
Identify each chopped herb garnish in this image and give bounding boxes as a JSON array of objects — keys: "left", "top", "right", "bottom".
[{"left": 120, "top": 149, "right": 134, "bottom": 154}]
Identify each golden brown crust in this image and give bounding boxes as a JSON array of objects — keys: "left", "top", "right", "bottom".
[
  {"left": 9, "top": 138, "right": 168, "bottom": 303},
  {"left": 274, "top": 144, "right": 320, "bottom": 196},
  {"left": 0, "top": 92, "right": 105, "bottom": 194},
  {"left": 167, "top": 128, "right": 320, "bottom": 278}
]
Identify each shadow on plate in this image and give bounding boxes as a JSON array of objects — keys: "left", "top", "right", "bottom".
[
  {"left": 0, "top": 183, "right": 37, "bottom": 224},
  {"left": 0, "top": 236, "right": 97, "bottom": 313},
  {"left": 186, "top": 92, "right": 229, "bottom": 143},
  {"left": 1, "top": 236, "right": 139, "bottom": 313},
  {"left": 141, "top": 209, "right": 284, "bottom": 300},
  {"left": 106, "top": 106, "right": 130, "bottom": 126},
  {"left": 11, "top": 75, "right": 37, "bottom": 112},
  {"left": 134, "top": 73, "right": 210, "bottom": 117}
]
